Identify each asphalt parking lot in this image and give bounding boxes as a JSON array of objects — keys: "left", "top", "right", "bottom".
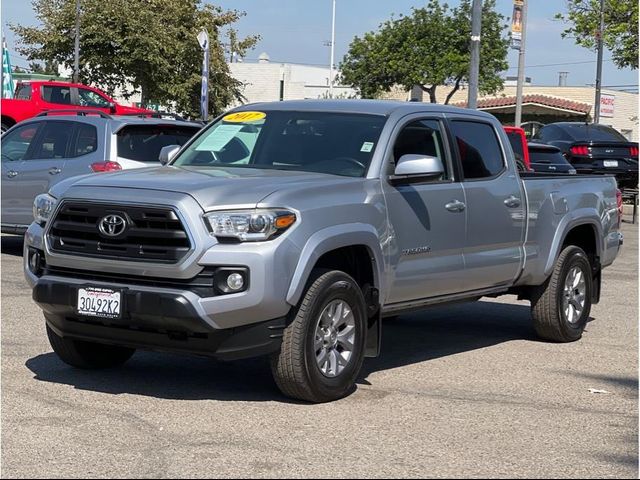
[{"left": 1, "top": 220, "right": 637, "bottom": 478}]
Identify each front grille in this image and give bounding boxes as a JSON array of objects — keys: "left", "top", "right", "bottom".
[
  {"left": 48, "top": 202, "right": 191, "bottom": 263},
  {"left": 43, "top": 265, "right": 216, "bottom": 297}
]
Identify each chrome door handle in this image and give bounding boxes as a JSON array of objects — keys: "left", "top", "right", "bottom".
[
  {"left": 445, "top": 200, "right": 466, "bottom": 212},
  {"left": 48, "top": 167, "right": 62, "bottom": 175},
  {"left": 504, "top": 195, "right": 521, "bottom": 208},
  {"left": 7, "top": 170, "right": 18, "bottom": 178}
]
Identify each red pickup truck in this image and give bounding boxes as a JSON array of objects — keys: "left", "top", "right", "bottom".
[{"left": 1, "top": 81, "right": 153, "bottom": 132}]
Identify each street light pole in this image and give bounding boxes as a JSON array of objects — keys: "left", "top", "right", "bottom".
[
  {"left": 329, "top": 0, "right": 336, "bottom": 98},
  {"left": 73, "top": 0, "right": 80, "bottom": 82},
  {"left": 593, "top": 0, "right": 605, "bottom": 123},
  {"left": 514, "top": 0, "right": 528, "bottom": 127},
  {"left": 467, "top": 0, "right": 482, "bottom": 109}
]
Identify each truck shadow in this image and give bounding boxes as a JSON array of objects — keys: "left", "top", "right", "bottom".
[
  {"left": 1, "top": 235, "right": 24, "bottom": 257},
  {"left": 25, "top": 300, "right": 538, "bottom": 403},
  {"left": 359, "top": 300, "right": 537, "bottom": 383}
]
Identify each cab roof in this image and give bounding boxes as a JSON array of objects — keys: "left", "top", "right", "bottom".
[{"left": 233, "top": 99, "right": 492, "bottom": 119}]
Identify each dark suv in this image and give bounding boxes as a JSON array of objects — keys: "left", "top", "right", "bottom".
[{"left": 532, "top": 122, "right": 638, "bottom": 189}]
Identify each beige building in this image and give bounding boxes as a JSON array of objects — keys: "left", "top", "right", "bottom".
[
  {"left": 383, "top": 85, "right": 639, "bottom": 141},
  {"left": 228, "top": 53, "right": 356, "bottom": 106}
]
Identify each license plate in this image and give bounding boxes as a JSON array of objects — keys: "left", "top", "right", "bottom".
[
  {"left": 604, "top": 160, "right": 619, "bottom": 167},
  {"left": 76, "top": 287, "right": 122, "bottom": 319}
]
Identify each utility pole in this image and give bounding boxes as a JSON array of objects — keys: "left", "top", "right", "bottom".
[
  {"left": 73, "top": 0, "right": 80, "bottom": 82},
  {"left": 467, "top": 0, "right": 482, "bottom": 109},
  {"left": 514, "top": 0, "right": 528, "bottom": 127},
  {"left": 593, "top": 0, "right": 605, "bottom": 123},
  {"left": 329, "top": 0, "right": 336, "bottom": 98}
]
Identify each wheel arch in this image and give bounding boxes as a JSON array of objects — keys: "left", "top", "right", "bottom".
[{"left": 286, "top": 224, "right": 384, "bottom": 307}]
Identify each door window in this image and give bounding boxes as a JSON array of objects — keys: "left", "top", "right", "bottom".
[
  {"left": 41, "top": 86, "right": 72, "bottom": 105},
  {"left": 1, "top": 124, "right": 40, "bottom": 162},
  {"left": 30, "top": 122, "right": 74, "bottom": 159},
  {"left": 450, "top": 121, "right": 504, "bottom": 179},
  {"left": 77, "top": 88, "right": 111, "bottom": 108},
  {"left": 392, "top": 119, "right": 450, "bottom": 180},
  {"left": 72, "top": 123, "right": 98, "bottom": 157}
]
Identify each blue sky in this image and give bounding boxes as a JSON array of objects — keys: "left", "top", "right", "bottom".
[{"left": 2, "top": 0, "right": 637, "bottom": 88}]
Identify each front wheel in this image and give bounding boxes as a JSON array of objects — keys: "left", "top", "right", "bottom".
[
  {"left": 531, "top": 246, "right": 593, "bottom": 342},
  {"left": 270, "top": 270, "right": 367, "bottom": 403}
]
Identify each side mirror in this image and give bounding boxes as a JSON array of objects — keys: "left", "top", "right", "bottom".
[
  {"left": 108, "top": 102, "right": 117, "bottom": 114},
  {"left": 159, "top": 145, "right": 180, "bottom": 165},
  {"left": 392, "top": 154, "right": 444, "bottom": 182}
]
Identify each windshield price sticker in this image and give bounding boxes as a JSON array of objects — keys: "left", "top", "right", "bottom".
[{"left": 223, "top": 111, "right": 266, "bottom": 123}]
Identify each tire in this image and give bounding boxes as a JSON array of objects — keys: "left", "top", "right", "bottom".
[
  {"left": 270, "top": 269, "right": 367, "bottom": 403},
  {"left": 1, "top": 122, "right": 11, "bottom": 134},
  {"left": 531, "top": 245, "right": 593, "bottom": 342},
  {"left": 46, "top": 323, "right": 135, "bottom": 369}
]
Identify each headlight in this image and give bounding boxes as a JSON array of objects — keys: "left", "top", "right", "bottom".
[
  {"left": 33, "top": 193, "right": 57, "bottom": 225},
  {"left": 204, "top": 209, "right": 297, "bottom": 242}
]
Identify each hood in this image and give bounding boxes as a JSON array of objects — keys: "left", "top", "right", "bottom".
[{"left": 61, "top": 166, "right": 359, "bottom": 209}]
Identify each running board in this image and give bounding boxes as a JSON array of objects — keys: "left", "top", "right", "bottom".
[{"left": 381, "top": 286, "right": 510, "bottom": 316}]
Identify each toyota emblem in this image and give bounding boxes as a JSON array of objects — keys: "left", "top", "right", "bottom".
[{"left": 98, "top": 214, "right": 127, "bottom": 237}]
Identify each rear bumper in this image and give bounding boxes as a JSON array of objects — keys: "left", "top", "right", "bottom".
[{"left": 34, "top": 278, "right": 286, "bottom": 361}]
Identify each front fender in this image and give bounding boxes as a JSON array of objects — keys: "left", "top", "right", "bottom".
[{"left": 286, "top": 223, "right": 385, "bottom": 306}]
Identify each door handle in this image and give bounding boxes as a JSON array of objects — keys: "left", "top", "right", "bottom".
[
  {"left": 7, "top": 170, "right": 18, "bottom": 178},
  {"left": 504, "top": 195, "right": 521, "bottom": 208},
  {"left": 445, "top": 200, "right": 466, "bottom": 212},
  {"left": 48, "top": 167, "right": 62, "bottom": 175}
]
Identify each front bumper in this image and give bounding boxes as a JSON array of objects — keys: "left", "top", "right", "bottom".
[{"left": 34, "top": 278, "right": 286, "bottom": 361}]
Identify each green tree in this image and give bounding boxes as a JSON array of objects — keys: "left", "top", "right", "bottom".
[
  {"left": 28, "top": 60, "right": 58, "bottom": 75},
  {"left": 11, "top": 0, "right": 258, "bottom": 117},
  {"left": 556, "top": 0, "right": 638, "bottom": 70},
  {"left": 339, "top": 0, "right": 509, "bottom": 103}
]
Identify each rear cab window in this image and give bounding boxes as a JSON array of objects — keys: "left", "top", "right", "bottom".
[
  {"left": 450, "top": 120, "right": 505, "bottom": 179},
  {"left": 116, "top": 124, "right": 200, "bottom": 163}
]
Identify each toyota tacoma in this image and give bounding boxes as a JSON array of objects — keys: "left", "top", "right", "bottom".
[{"left": 24, "top": 100, "right": 623, "bottom": 402}]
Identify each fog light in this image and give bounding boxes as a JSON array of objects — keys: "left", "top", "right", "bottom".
[
  {"left": 28, "top": 248, "right": 43, "bottom": 275},
  {"left": 227, "top": 272, "right": 244, "bottom": 291},
  {"left": 213, "top": 267, "right": 249, "bottom": 294}
]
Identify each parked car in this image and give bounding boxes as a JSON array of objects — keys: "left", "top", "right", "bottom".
[
  {"left": 503, "top": 126, "right": 531, "bottom": 171},
  {"left": 527, "top": 142, "right": 576, "bottom": 174},
  {"left": 0, "top": 81, "right": 154, "bottom": 132},
  {"left": 1, "top": 111, "right": 201, "bottom": 234},
  {"left": 532, "top": 122, "right": 638, "bottom": 189},
  {"left": 24, "top": 101, "right": 622, "bottom": 403}
]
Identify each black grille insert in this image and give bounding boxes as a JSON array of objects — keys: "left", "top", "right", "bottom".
[
  {"left": 48, "top": 202, "right": 191, "bottom": 263},
  {"left": 43, "top": 265, "right": 216, "bottom": 297}
]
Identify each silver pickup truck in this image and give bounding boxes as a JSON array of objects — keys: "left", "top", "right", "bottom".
[{"left": 24, "top": 100, "right": 622, "bottom": 403}]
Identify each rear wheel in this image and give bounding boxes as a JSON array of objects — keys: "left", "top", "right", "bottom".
[
  {"left": 531, "top": 246, "right": 592, "bottom": 342},
  {"left": 46, "top": 323, "right": 135, "bottom": 369},
  {"left": 1, "top": 122, "right": 11, "bottom": 134},
  {"left": 270, "top": 270, "right": 367, "bottom": 403}
]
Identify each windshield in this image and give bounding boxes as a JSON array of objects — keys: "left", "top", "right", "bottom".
[{"left": 173, "top": 110, "right": 386, "bottom": 177}]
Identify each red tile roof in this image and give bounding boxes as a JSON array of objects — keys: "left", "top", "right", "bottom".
[{"left": 455, "top": 94, "right": 592, "bottom": 114}]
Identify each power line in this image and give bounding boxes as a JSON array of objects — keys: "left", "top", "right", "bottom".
[{"left": 506, "top": 59, "right": 614, "bottom": 70}]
